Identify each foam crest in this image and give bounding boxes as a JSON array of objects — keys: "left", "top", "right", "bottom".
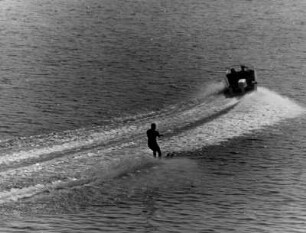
[
  {"left": 0, "top": 124, "right": 146, "bottom": 166},
  {"left": 0, "top": 143, "right": 153, "bottom": 204},
  {"left": 0, "top": 180, "right": 66, "bottom": 204},
  {"left": 164, "top": 87, "right": 305, "bottom": 152},
  {"left": 0, "top": 87, "right": 304, "bottom": 205},
  {"left": 0, "top": 184, "right": 45, "bottom": 204},
  {"left": 194, "top": 81, "right": 226, "bottom": 99}
]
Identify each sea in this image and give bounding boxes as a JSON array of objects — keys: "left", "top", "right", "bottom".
[{"left": 0, "top": 0, "right": 306, "bottom": 232}]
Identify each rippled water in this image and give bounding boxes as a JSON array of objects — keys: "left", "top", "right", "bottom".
[{"left": 0, "top": 0, "right": 306, "bottom": 232}]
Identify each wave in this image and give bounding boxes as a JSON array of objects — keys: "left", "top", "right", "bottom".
[
  {"left": 163, "top": 87, "right": 305, "bottom": 153},
  {"left": 0, "top": 86, "right": 304, "bottom": 204}
]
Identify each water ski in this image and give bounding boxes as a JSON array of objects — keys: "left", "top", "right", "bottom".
[{"left": 165, "top": 152, "right": 175, "bottom": 158}]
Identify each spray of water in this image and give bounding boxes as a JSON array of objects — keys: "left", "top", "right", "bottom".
[
  {"left": 0, "top": 86, "right": 304, "bottom": 204},
  {"left": 162, "top": 87, "right": 305, "bottom": 152}
]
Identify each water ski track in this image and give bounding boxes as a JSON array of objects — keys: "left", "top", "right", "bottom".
[
  {"left": 162, "top": 88, "right": 305, "bottom": 154},
  {"left": 0, "top": 92, "right": 240, "bottom": 203},
  {"left": 164, "top": 101, "right": 239, "bottom": 138},
  {"left": 0, "top": 93, "right": 237, "bottom": 170},
  {"left": 0, "top": 87, "right": 304, "bottom": 204}
]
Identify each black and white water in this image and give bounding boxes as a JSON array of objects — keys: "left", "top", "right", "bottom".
[{"left": 1, "top": 0, "right": 306, "bottom": 232}]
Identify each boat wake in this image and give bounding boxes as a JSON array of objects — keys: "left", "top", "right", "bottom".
[{"left": 0, "top": 86, "right": 304, "bottom": 207}]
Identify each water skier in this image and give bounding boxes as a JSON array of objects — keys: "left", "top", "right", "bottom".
[{"left": 146, "top": 123, "right": 163, "bottom": 158}]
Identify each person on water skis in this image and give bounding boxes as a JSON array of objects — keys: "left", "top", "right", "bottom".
[{"left": 147, "top": 123, "right": 163, "bottom": 158}]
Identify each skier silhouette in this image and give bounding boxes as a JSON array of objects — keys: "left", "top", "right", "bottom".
[{"left": 146, "top": 123, "right": 163, "bottom": 158}]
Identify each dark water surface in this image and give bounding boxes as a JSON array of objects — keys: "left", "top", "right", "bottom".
[{"left": 0, "top": 0, "right": 306, "bottom": 232}]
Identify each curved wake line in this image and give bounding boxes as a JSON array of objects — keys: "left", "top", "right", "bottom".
[
  {"left": 0, "top": 184, "right": 46, "bottom": 204},
  {"left": 163, "top": 87, "right": 305, "bottom": 152},
  {"left": 0, "top": 88, "right": 237, "bottom": 168},
  {"left": 0, "top": 87, "right": 301, "bottom": 169},
  {"left": 0, "top": 86, "right": 304, "bottom": 204},
  {"left": 0, "top": 145, "right": 156, "bottom": 204},
  {"left": 0, "top": 180, "right": 64, "bottom": 205},
  {"left": 0, "top": 124, "right": 146, "bottom": 167},
  {"left": 166, "top": 101, "right": 239, "bottom": 137}
]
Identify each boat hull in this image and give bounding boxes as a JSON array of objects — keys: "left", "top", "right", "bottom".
[{"left": 223, "top": 65, "right": 257, "bottom": 97}]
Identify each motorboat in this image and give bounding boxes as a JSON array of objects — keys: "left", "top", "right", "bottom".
[{"left": 223, "top": 65, "right": 257, "bottom": 97}]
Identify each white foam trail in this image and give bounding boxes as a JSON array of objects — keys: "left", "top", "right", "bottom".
[
  {"left": 157, "top": 95, "right": 239, "bottom": 136},
  {"left": 0, "top": 87, "right": 303, "bottom": 204},
  {"left": 164, "top": 87, "right": 305, "bottom": 152},
  {"left": 0, "top": 179, "right": 66, "bottom": 204},
  {"left": 0, "top": 83, "right": 235, "bottom": 167},
  {"left": 0, "top": 124, "right": 145, "bottom": 166},
  {"left": 0, "top": 184, "right": 46, "bottom": 204},
  {"left": 193, "top": 81, "right": 226, "bottom": 100},
  {"left": 0, "top": 143, "right": 154, "bottom": 203}
]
